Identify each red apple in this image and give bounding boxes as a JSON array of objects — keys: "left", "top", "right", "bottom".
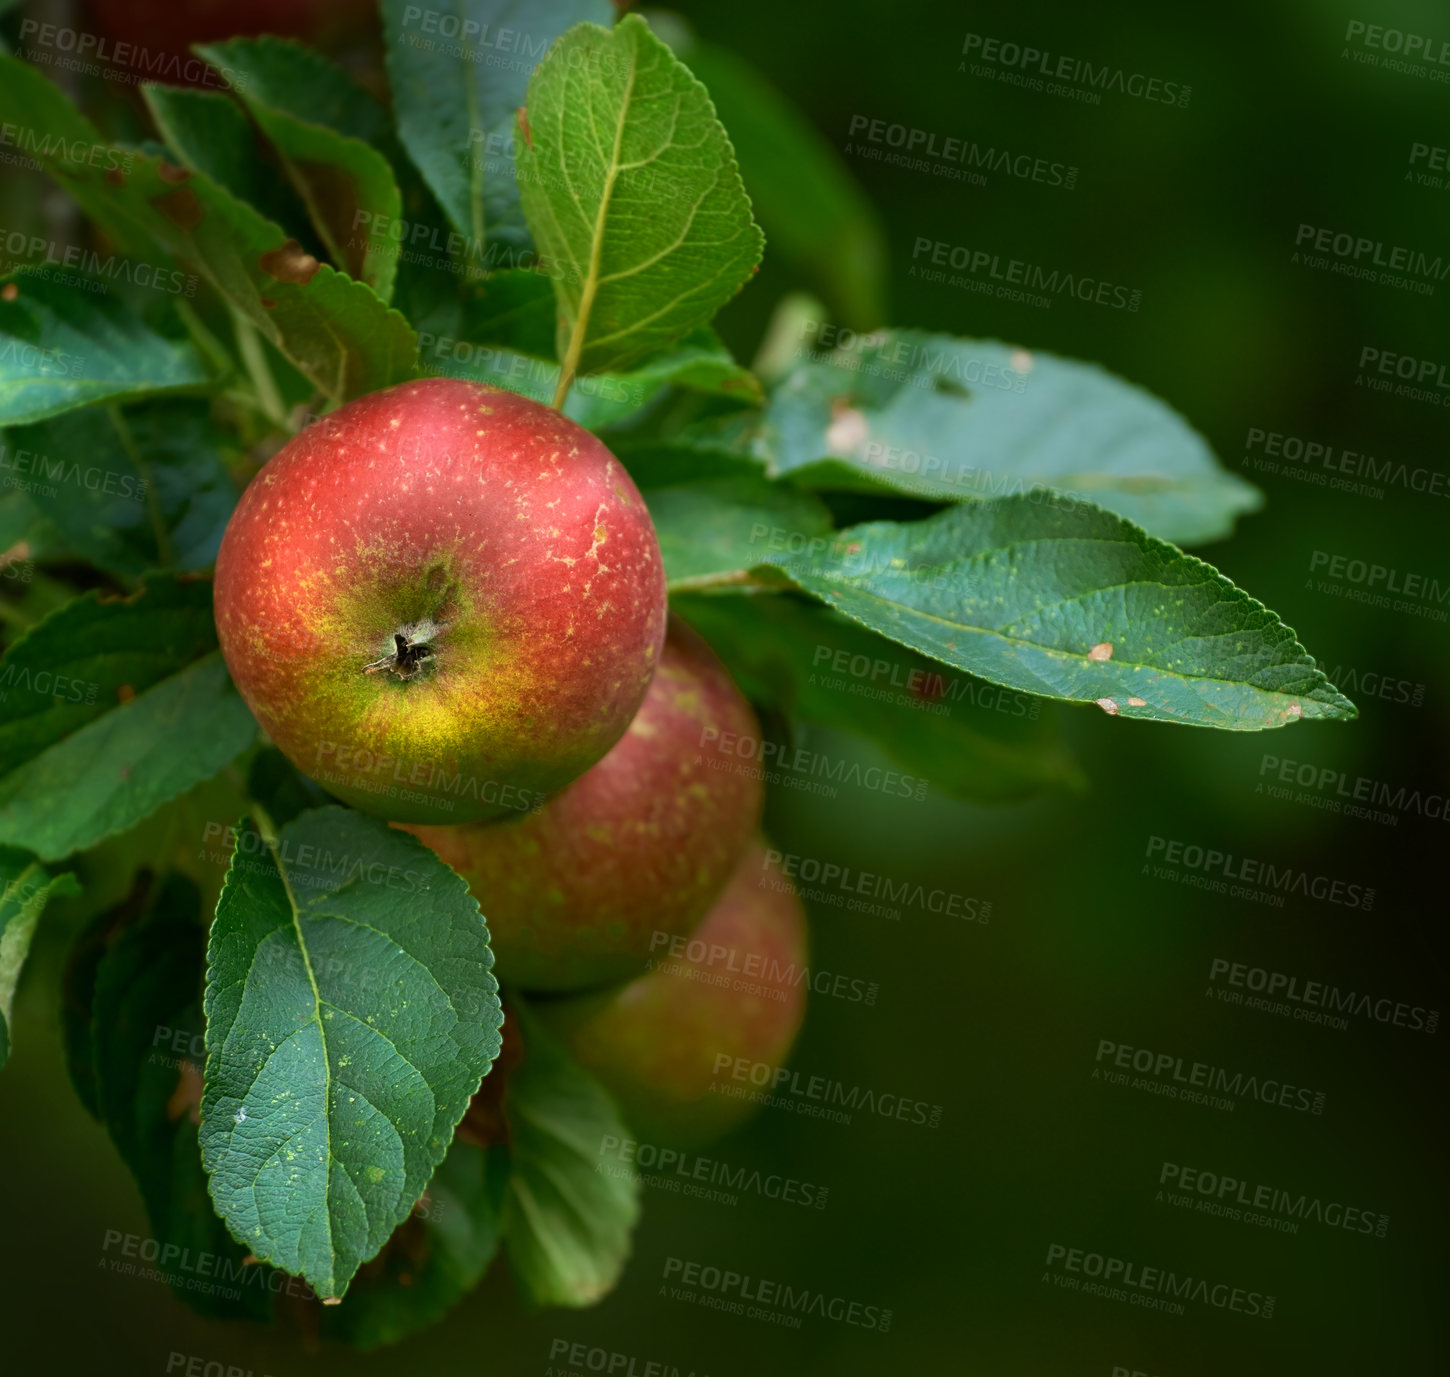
[
  {"left": 214, "top": 378, "right": 667, "bottom": 823},
  {"left": 534, "top": 839, "right": 809, "bottom": 1146},
  {"left": 403, "top": 619, "right": 764, "bottom": 991}
]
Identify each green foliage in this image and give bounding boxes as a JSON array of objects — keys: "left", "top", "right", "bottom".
[
  {"left": 0, "top": 1, "right": 1359, "bottom": 1345},
  {"left": 0, "top": 269, "right": 209, "bottom": 425},
  {"left": 758, "top": 496, "right": 1356, "bottom": 729},
  {"left": 200, "top": 807, "right": 504, "bottom": 1299},
  {"left": 501, "top": 1004, "right": 640, "bottom": 1307},
  {"left": 514, "top": 14, "right": 764, "bottom": 379},
  {"left": 0, "top": 846, "right": 80, "bottom": 1066}
]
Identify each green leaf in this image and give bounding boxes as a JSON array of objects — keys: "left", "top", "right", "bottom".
[
  {"left": 88, "top": 872, "right": 273, "bottom": 1320},
  {"left": 759, "top": 496, "right": 1355, "bottom": 730},
  {"left": 0, "top": 269, "right": 209, "bottom": 426},
  {"left": 5, "top": 401, "right": 237, "bottom": 578},
  {"left": 196, "top": 39, "right": 404, "bottom": 300},
  {"left": 676, "top": 40, "right": 888, "bottom": 330},
  {"left": 321, "top": 1139, "right": 508, "bottom": 1348},
  {"left": 424, "top": 320, "right": 759, "bottom": 429},
  {"left": 645, "top": 474, "right": 832, "bottom": 589},
  {"left": 515, "top": 13, "right": 764, "bottom": 379},
  {"left": 0, "top": 57, "right": 417, "bottom": 403},
  {"left": 142, "top": 84, "right": 307, "bottom": 234},
  {"left": 0, "top": 574, "right": 256, "bottom": 858},
  {"left": 201, "top": 807, "right": 504, "bottom": 1300},
  {"left": 675, "top": 593, "right": 1084, "bottom": 801},
  {"left": 0, "top": 846, "right": 80, "bottom": 1067},
  {"left": 381, "top": 0, "right": 612, "bottom": 252},
  {"left": 766, "top": 331, "right": 1263, "bottom": 546},
  {"left": 502, "top": 1003, "right": 638, "bottom": 1307}
]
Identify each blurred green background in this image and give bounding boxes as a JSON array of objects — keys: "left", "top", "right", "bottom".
[{"left": 2, "top": 0, "right": 1447, "bottom": 1373}]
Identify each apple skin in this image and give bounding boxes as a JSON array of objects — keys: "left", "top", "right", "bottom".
[
  {"left": 403, "top": 620, "right": 764, "bottom": 991},
  {"left": 214, "top": 378, "right": 667, "bottom": 824},
  {"left": 533, "top": 839, "right": 808, "bottom": 1147}
]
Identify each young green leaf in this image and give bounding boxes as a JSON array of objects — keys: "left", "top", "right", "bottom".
[
  {"left": 381, "top": 0, "right": 612, "bottom": 253},
  {"left": 0, "top": 56, "right": 417, "bottom": 403},
  {"left": 514, "top": 13, "right": 764, "bottom": 392},
  {"left": 5, "top": 401, "right": 238, "bottom": 578},
  {"left": 195, "top": 39, "right": 405, "bottom": 300},
  {"left": 674, "top": 40, "right": 888, "bottom": 330},
  {"left": 644, "top": 474, "right": 831, "bottom": 590},
  {"left": 502, "top": 1003, "right": 638, "bottom": 1307},
  {"left": 88, "top": 872, "right": 274, "bottom": 1320},
  {"left": 201, "top": 807, "right": 505, "bottom": 1301},
  {"left": 0, "top": 845, "right": 81, "bottom": 1067},
  {"left": 675, "top": 593, "right": 1085, "bottom": 801},
  {"left": 0, "top": 575, "right": 257, "bottom": 859},
  {"left": 766, "top": 331, "right": 1263, "bottom": 546},
  {"left": 0, "top": 270, "right": 209, "bottom": 426},
  {"left": 321, "top": 1140, "right": 509, "bottom": 1348},
  {"left": 759, "top": 496, "right": 1355, "bottom": 731}
]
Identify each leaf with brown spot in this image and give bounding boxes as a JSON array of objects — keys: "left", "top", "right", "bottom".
[{"left": 259, "top": 239, "right": 321, "bottom": 285}]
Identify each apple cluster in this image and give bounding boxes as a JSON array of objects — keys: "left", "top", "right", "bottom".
[{"left": 215, "top": 378, "right": 808, "bottom": 1144}]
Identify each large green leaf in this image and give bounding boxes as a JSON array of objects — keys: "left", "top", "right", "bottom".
[
  {"left": 502, "top": 1003, "right": 638, "bottom": 1306},
  {"left": 766, "top": 331, "right": 1263, "bottom": 546},
  {"left": 87, "top": 872, "right": 274, "bottom": 1320},
  {"left": 0, "top": 846, "right": 80, "bottom": 1067},
  {"left": 675, "top": 39, "right": 887, "bottom": 330},
  {"left": 4, "top": 401, "right": 237, "bottom": 578},
  {"left": 676, "top": 593, "right": 1084, "bottom": 801},
  {"left": 0, "top": 269, "right": 209, "bottom": 426},
  {"left": 0, "top": 56, "right": 416, "bottom": 403},
  {"left": 515, "top": 13, "right": 764, "bottom": 379},
  {"left": 759, "top": 497, "right": 1355, "bottom": 730},
  {"left": 646, "top": 474, "right": 832, "bottom": 589},
  {"left": 381, "top": 0, "right": 610, "bottom": 252},
  {"left": 0, "top": 575, "right": 256, "bottom": 858},
  {"left": 321, "top": 1139, "right": 509, "bottom": 1348},
  {"left": 200, "top": 807, "right": 504, "bottom": 1300},
  {"left": 197, "top": 39, "right": 404, "bottom": 300}
]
